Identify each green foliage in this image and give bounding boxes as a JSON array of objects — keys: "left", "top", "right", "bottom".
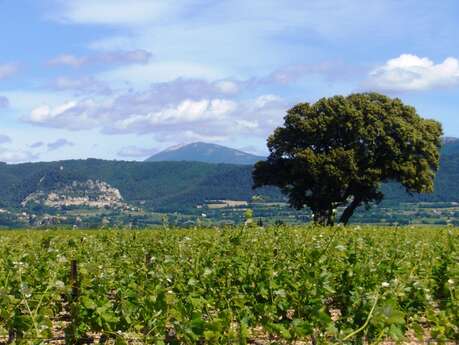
[
  {"left": 0, "top": 226, "right": 457, "bottom": 344},
  {"left": 253, "top": 93, "right": 442, "bottom": 225},
  {"left": 0, "top": 160, "right": 281, "bottom": 213},
  {"left": 4, "top": 145, "right": 459, "bottom": 228},
  {"left": 244, "top": 208, "right": 253, "bottom": 221}
]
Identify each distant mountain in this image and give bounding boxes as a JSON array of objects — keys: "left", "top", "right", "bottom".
[
  {"left": 145, "top": 142, "right": 265, "bottom": 165},
  {"left": 0, "top": 159, "right": 280, "bottom": 213},
  {"left": 442, "top": 137, "right": 459, "bottom": 144},
  {"left": 441, "top": 137, "right": 459, "bottom": 155},
  {"left": 1, "top": 139, "right": 459, "bottom": 222}
]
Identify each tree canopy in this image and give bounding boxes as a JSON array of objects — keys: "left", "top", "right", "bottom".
[{"left": 253, "top": 93, "right": 443, "bottom": 225}]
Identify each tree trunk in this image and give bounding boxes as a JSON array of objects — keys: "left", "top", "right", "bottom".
[
  {"left": 313, "top": 207, "right": 335, "bottom": 226},
  {"left": 339, "top": 196, "right": 362, "bottom": 225}
]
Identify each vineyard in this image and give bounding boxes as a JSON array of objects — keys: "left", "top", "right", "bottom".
[{"left": 0, "top": 226, "right": 457, "bottom": 344}]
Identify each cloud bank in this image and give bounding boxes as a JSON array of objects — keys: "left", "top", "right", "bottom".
[
  {"left": 0, "top": 64, "right": 18, "bottom": 80},
  {"left": 0, "top": 135, "right": 38, "bottom": 163},
  {"left": 0, "top": 135, "right": 12, "bottom": 144},
  {"left": 23, "top": 77, "right": 288, "bottom": 142},
  {"left": 117, "top": 146, "right": 158, "bottom": 158},
  {"left": 0, "top": 149, "right": 38, "bottom": 163},
  {"left": 0, "top": 96, "right": 9, "bottom": 108},
  {"left": 48, "top": 50, "right": 152, "bottom": 68},
  {"left": 47, "top": 138, "right": 75, "bottom": 151},
  {"left": 367, "top": 54, "right": 459, "bottom": 92},
  {"left": 50, "top": 76, "right": 112, "bottom": 95}
]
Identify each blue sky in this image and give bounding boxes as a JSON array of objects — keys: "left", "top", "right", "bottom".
[{"left": 1, "top": 0, "right": 459, "bottom": 162}]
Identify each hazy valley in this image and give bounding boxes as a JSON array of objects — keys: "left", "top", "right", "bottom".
[{"left": 1, "top": 140, "right": 459, "bottom": 228}]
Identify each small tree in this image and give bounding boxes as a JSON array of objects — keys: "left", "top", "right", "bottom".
[{"left": 253, "top": 93, "right": 442, "bottom": 226}]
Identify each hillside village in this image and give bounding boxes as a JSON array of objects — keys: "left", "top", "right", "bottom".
[{"left": 1, "top": 140, "right": 459, "bottom": 228}]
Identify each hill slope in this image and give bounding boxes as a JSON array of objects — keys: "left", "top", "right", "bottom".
[
  {"left": 146, "top": 142, "right": 264, "bottom": 165},
  {"left": 1, "top": 139, "right": 459, "bottom": 213},
  {"left": 441, "top": 137, "right": 459, "bottom": 155},
  {"left": 0, "top": 160, "right": 279, "bottom": 212}
]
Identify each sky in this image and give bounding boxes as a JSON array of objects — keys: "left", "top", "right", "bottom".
[{"left": 1, "top": 0, "right": 459, "bottom": 163}]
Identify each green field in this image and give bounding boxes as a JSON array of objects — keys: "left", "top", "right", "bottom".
[{"left": 0, "top": 226, "right": 457, "bottom": 344}]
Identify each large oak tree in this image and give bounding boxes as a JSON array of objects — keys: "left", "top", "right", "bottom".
[{"left": 253, "top": 93, "right": 442, "bottom": 225}]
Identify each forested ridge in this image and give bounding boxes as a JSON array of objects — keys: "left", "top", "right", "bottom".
[
  {"left": 1, "top": 146, "right": 459, "bottom": 211},
  {"left": 0, "top": 159, "right": 278, "bottom": 211}
]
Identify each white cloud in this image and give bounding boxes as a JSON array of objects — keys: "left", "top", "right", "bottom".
[
  {"left": 367, "top": 54, "right": 459, "bottom": 92},
  {"left": 97, "top": 50, "right": 152, "bottom": 65},
  {"left": 267, "top": 61, "right": 362, "bottom": 84},
  {"left": 116, "top": 78, "right": 244, "bottom": 105},
  {"left": 24, "top": 97, "right": 238, "bottom": 133},
  {"left": 214, "top": 80, "right": 240, "bottom": 94},
  {"left": 0, "top": 90, "right": 68, "bottom": 112},
  {"left": 51, "top": 76, "right": 112, "bottom": 95},
  {"left": 117, "top": 146, "right": 157, "bottom": 158},
  {"left": 112, "top": 98, "right": 237, "bottom": 132},
  {"left": 48, "top": 54, "right": 86, "bottom": 68},
  {"left": 23, "top": 89, "right": 288, "bottom": 142},
  {"left": 0, "top": 96, "right": 9, "bottom": 108},
  {"left": 29, "top": 101, "right": 77, "bottom": 123},
  {"left": 23, "top": 77, "right": 249, "bottom": 133},
  {"left": 100, "top": 61, "right": 223, "bottom": 85},
  {"left": 178, "top": 131, "right": 228, "bottom": 143},
  {"left": 52, "top": 0, "right": 186, "bottom": 26},
  {"left": 47, "top": 138, "right": 74, "bottom": 151},
  {"left": 235, "top": 120, "right": 259, "bottom": 129},
  {"left": 0, "top": 148, "right": 38, "bottom": 163},
  {"left": 0, "top": 133, "right": 37, "bottom": 163},
  {"left": 51, "top": 1, "right": 402, "bottom": 40},
  {"left": 0, "top": 64, "right": 18, "bottom": 79},
  {"left": 237, "top": 145, "right": 267, "bottom": 156},
  {"left": 0, "top": 134, "right": 11, "bottom": 144},
  {"left": 26, "top": 99, "right": 104, "bottom": 130},
  {"left": 48, "top": 50, "right": 152, "bottom": 68},
  {"left": 22, "top": 63, "right": 293, "bottom": 143},
  {"left": 30, "top": 141, "right": 45, "bottom": 149},
  {"left": 46, "top": 0, "right": 455, "bottom": 90},
  {"left": 254, "top": 94, "right": 282, "bottom": 108}
]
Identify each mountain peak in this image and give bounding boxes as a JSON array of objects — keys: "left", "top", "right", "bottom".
[
  {"left": 442, "top": 136, "right": 459, "bottom": 144},
  {"left": 163, "top": 143, "right": 189, "bottom": 152},
  {"left": 442, "top": 136, "right": 459, "bottom": 155},
  {"left": 145, "top": 142, "right": 264, "bottom": 165}
]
